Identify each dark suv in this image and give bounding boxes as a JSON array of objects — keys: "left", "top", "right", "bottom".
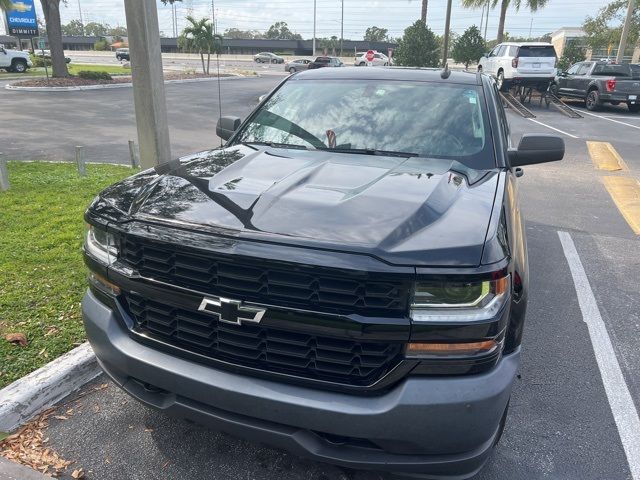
[{"left": 83, "top": 67, "right": 563, "bottom": 479}]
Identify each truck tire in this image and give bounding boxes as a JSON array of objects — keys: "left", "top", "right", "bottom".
[
  {"left": 116, "top": 55, "right": 122, "bottom": 61},
  {"left": 628, "top": 103, "right": 640, "bottom": 113},
  {"left": 497, "top": 70, "right": 510, "bottom": 92},
  {"left": 586, "top": 89, "right": 602, "bottom": 111},
  {"left": 11, "top": 59, "right": 27, "bottom": 73}
]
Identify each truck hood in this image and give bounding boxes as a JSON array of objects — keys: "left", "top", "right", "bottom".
[
  {"left": 97, "top": 146, "right": 500, "bottom": 267},
  {"left": 5, "top": 49, "right": 29, "bottom": 59}
]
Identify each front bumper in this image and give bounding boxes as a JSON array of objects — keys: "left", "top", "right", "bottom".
[{"left": 83, "top": 289, "right": 519, "bottom": 479}]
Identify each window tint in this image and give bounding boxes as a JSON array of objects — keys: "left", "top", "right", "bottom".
[
  {"left": 490, "top": 46, "right": 500, "bottom": 57},
  {"left": 374, "top": 53, "right": 382, "bottom": 59},
  {"left": 592, "top": 63, "right": 631, "bottom": 77},
  {"left": 508, "top": 46, "right": 518, "bottom": 56},
  {"left": 518, "top": 46, "right": 556, "bottom": 57},
  {"left": 496, "top": 46, "right": 507, "bottom": 56},
  {"left": 236, "top": 80, "right": 494, "bottom": 168},
  {"left": 576, "top": 63, "right": 592, "bottom": 75},
  {"left": 631, "top": 64, "right": 640, "bottom": 79},
  {"left": 566, "top": 63, "right": 581, "bottom": 75}
]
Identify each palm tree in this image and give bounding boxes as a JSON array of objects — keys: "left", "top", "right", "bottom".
[
  {"left": 462, "top": 0, "right": 549, "bottom": 43},
  {"left": 178, "top": 16, "right": 223, "bottom": 75}
]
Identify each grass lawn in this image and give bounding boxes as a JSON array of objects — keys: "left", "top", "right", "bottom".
[
  {"left": 0, "top": 67, "right": 47, "bottom": 78},
  {"left": 0, "top": 162, "right": 133, "bottom": 389},
  {"left": 67, "top": 63, "right": 131, "bottom": 76}
]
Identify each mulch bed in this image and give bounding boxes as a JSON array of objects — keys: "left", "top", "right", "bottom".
[{"left": 10, "top": 73, "right": 230, "bottom": 88}]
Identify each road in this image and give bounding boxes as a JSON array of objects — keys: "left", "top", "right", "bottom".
[{"left": 5, "top": 79, "right": 640, "bottom": 480}]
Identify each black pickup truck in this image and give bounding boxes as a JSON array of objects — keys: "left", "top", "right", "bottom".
[
  {"left": 83, "top": 67, "right": 564, "bottom": 479},
  {"left": 551, "top": 61, "right": 640, "bottom": 112}
]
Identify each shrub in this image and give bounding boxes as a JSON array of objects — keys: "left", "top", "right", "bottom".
[
  {"left": 30, "top": 55, "right": 52, "bottom": 67},
  {"left": 93, "top": 39, "right": 110, "bottom": 51},
  {"left": 77, "top": 70, "right": 113, "bottom": 81},
  {"left": 394, "top": 20, "right": 439, "bottom": 68}
]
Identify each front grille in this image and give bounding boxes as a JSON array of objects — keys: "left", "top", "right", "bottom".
[
  {"left": 123, "top": 293, "right": 403, "bottom": 385},
  {"left": 120, "top": 235, "right": 410, "bottom": 316}
]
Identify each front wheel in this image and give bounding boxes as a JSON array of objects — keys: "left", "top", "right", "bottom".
[
  {"left": 116, "top": 55, "right": 122, "bottom": 61},
  {"left": 549, "top": 83, "right": 559, "bottom": 97},
  {"left": 477, "top": 65, "right": 483, "bottom": 73},
  {"left": 586, "top": 89, "right": 602, "bottom": 111},
  {"left": 288, "top": 67, "right": 296, "bottom": 74},
  {"left": 628, "top": 103, "right": 640, "bottom": 113},
  {"left": 12, "top": 60, "right": 27, "bottom": 73}
]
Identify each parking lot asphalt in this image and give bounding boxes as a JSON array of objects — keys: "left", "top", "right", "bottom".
[{"left": 4, "top": 79, "right": 640, "bottom": 480}]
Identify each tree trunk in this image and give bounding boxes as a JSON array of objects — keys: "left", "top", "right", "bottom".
[
  {"left": 40, "top": 0, "right": 68, "bottom": 77},
  {"left": 200, "top": 52, "right": 206, "bottom": 74},
  {"left": 421, "top": 0, "right": 428, "bottom": 23},
  {"left": 496, "top": 0, "right": 509, "bottom": 43}
]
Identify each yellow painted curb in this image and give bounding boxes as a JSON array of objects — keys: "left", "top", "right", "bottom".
[
  {"left": 587, "top": 141, "right": 628, "bottom": 171},
  {"left": 602, "top": 176, "right": 640, "bottom": 235}
]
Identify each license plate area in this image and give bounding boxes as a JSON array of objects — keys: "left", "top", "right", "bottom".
[
  {"left": 629, "top": 95, "right": 637, "bottom": 101},
  {"left": 532, "top": 62, "right": 541, "bottom": 68}
]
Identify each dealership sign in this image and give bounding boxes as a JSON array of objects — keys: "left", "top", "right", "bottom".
[{"left": 5, "top": 0, "right": 39, "bottom": 37}]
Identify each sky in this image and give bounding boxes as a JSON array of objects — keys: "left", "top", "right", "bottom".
[{"left": 2, "top": 0, "right": 615, "bottom": 40}]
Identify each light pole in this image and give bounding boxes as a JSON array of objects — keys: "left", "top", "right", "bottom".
[
  {"left": 77, "top": 0, "right": 85, "bottom": 35},
  {"left": 312, "top": 0, "right": 317, "bottom": 57},
  {"left": 442, "top": 0, "right": 453, "bottom": 67},
  {"left": 340, "top": 0, "right": 344, "bottom": 57}
]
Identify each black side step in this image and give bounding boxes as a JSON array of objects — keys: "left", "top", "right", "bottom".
[
  {"left": 500, "top": 92, "right": 536, "bottom": 118},
  {"left": 546, "top": 93, "right": 583, "bottom": 118}
]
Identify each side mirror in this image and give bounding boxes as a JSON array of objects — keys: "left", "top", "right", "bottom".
[
  {"left": 558, "top": 71, "right": 567, "bottom": 77},
  {"left": 508, "top": 134, "right": 564, "bottom": 167},
  {"left": 483, "top": 53, "right": 489, "bottom": 58},
  {"left": 216, "top": 116, "right": 242, "bottom": 141}
]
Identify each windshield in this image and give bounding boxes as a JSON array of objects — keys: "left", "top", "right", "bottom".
[{"left": 234, "top": 79, "right": 494, "bottom": 168}]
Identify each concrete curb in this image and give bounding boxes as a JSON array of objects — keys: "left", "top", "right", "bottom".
[
  {"left": 0, "top": 457, "right": 49, "bottom": 480},
  {"left": 4, "top": 74, "right": 245, "bottom": 92},
  {"left": 0, "top": 343, "right": 100, "bottom": 433}
]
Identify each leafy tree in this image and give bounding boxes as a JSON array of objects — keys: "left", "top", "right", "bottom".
[
  {"left": 583, "top": 0, "right": 639, "bottom": 52},
  {"left": 93, "top": 39, "right": 110, "bottom": 51},
  {"left": 178, "top": 16, "right": 223, "bottom": 74},
  {"left": 451, "top": 25, "right": 485, "bottom": 68},
  {"left": 319, "top": 36, "right": 339, "bottom": 55},
  {"left": 394, "top": 20, "right": 439, "bottom": 67},
  {"left": 62, "top": 19, "right": 85, "bottom": 36},
  {"left": 0, "top": 0, "right": 13, "bottom": 10},
  {"left": 85, "top": 22, "right": 108, "bottom": 37},
  {"left": 109, "top": 26, "right": 128, "bottom": 37},
  {"left": 461, "top": 0, "right": 549, "bottom": 44},
  {"left": 364, "top": 26, "right": 388, "bottom": 42},
  {"left": 558, "top": 40, "right": 587, "bottom": 71},
  {"left": 265, "top": 21, "right": 302, "bottom": 40},
  {"left": 40, "top": 0, "right": 68, "bottom": 77},
  {"left": 223, "top": 28, "right": 263, "bottom": 39}
]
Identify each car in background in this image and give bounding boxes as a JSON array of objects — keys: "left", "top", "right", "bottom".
[
  {"left": 116, "top": 48, "right": 130, "bottom": 61},
  {"left": 551, "top": 61, "right": 640, "bottom": 112},
  {"left": 307, "top": 56, "right": 343, "bottom": 69},
  {"left": 354, "top": 51, "right": 390, "bottom": 66},
  {"left": 34, "top": 49, "right": 71, "bottom": 64},
  {"left": 254, "top": 52, "right": 284, "bottom": 64},
  {"left": 478, "top": 42, "right": 557, "bottom": 92},
  {"left": 284, "top": 58, "right": 311, "bottom": 73},
  {"left": 0, "top": 44, "right": 33, "bottom": 73}
]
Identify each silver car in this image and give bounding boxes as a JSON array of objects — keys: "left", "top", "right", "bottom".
[
  {"left": 284, "top": 59, "right": 311, "bottom": 73},
  {"left": 254, "top": 52, "right": 284, "bottom": 64}
]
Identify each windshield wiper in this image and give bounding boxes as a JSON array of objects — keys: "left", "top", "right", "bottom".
[
  {"left": 317, "top": 147, "right": 419, "bottom": 158},
  {"left": 242, "top": 141, "right": 310, "bottom": 151}
]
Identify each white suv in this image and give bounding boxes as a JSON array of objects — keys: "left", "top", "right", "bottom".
[
  {"left": 0, "top": 44, "right": 33, "bottom": 73},
  {"left": 478, "top": 42, "right": 557, "bottom": 91},
  {"left": 354, "top": 51, "right": 390, "bottom": 66}
]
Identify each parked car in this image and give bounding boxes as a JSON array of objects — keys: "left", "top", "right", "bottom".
[
  {"left": 551, "top": 61, "right": 640, "bottom": 112},
  {"left": 0, "top": 44, "right": 32, "bottom": 73},
  {"left": 254, "top": 52, "right": 284, "bottom": 64},
  {"left": 116, "top": 48, "right": 130, "bottom": 61},
  {"left": 284, "top": 58, "right": 311, "bottom": 73},
  {"left": 307, "top": 56, "right": 343, "bottom": 69},
  {"left": 478, "top": 42, "right": 557, "bottom": 92},
  {"left": 354, "top": 51, "right": 390, "bottom": 66},
  {"left": 34, "top": 49, "right": 72, "bottom": 64},
  {"left": 83, "top": 66, "right": 564, "bottom": 480}
]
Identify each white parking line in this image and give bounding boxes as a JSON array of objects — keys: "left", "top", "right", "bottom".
[
  {"left": 558, "top": 231, "right": 640, "bottom": 480},
  {"left": 527, "top": 118, "right": 579, "bottom": 138},
  {"left": 581, "top": 110, "right": 640, "bottom": 130}
]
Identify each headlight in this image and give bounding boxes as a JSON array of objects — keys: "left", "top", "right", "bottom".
[
  {"left": 410, "top": 276, "right": 510, "bottom": 322},
  {"left": 84, "top": 223, "right": 118, "bottom": 265}
]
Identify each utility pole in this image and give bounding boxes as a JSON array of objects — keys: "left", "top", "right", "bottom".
[
  {"left": 529, "top": 17, "right": 533, "bottom": 38},
  {"left": 616, "top": 0, "right": 635, "bottom": 63},
  {"left": 442, "top": 0, "right": 453, "bottom": 67},
  {"left": 312, "top": 0, "right": 317, "bottom": 57},
  {"left": 483, "top": 0, "right": 490, "bottom": 42},
  {"left": 77, "top": 0, "right": 85, "bottom": 36},
  {"left": 340, "top": 0, "right": 344, "bottom": 57},
  {"left": 123, "top": 0, "right": 172, "bottom": 168}
]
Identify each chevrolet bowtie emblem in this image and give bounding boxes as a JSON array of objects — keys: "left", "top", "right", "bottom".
[{"left": 198, "top": 297, "right": 266, "bottom": 326}]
